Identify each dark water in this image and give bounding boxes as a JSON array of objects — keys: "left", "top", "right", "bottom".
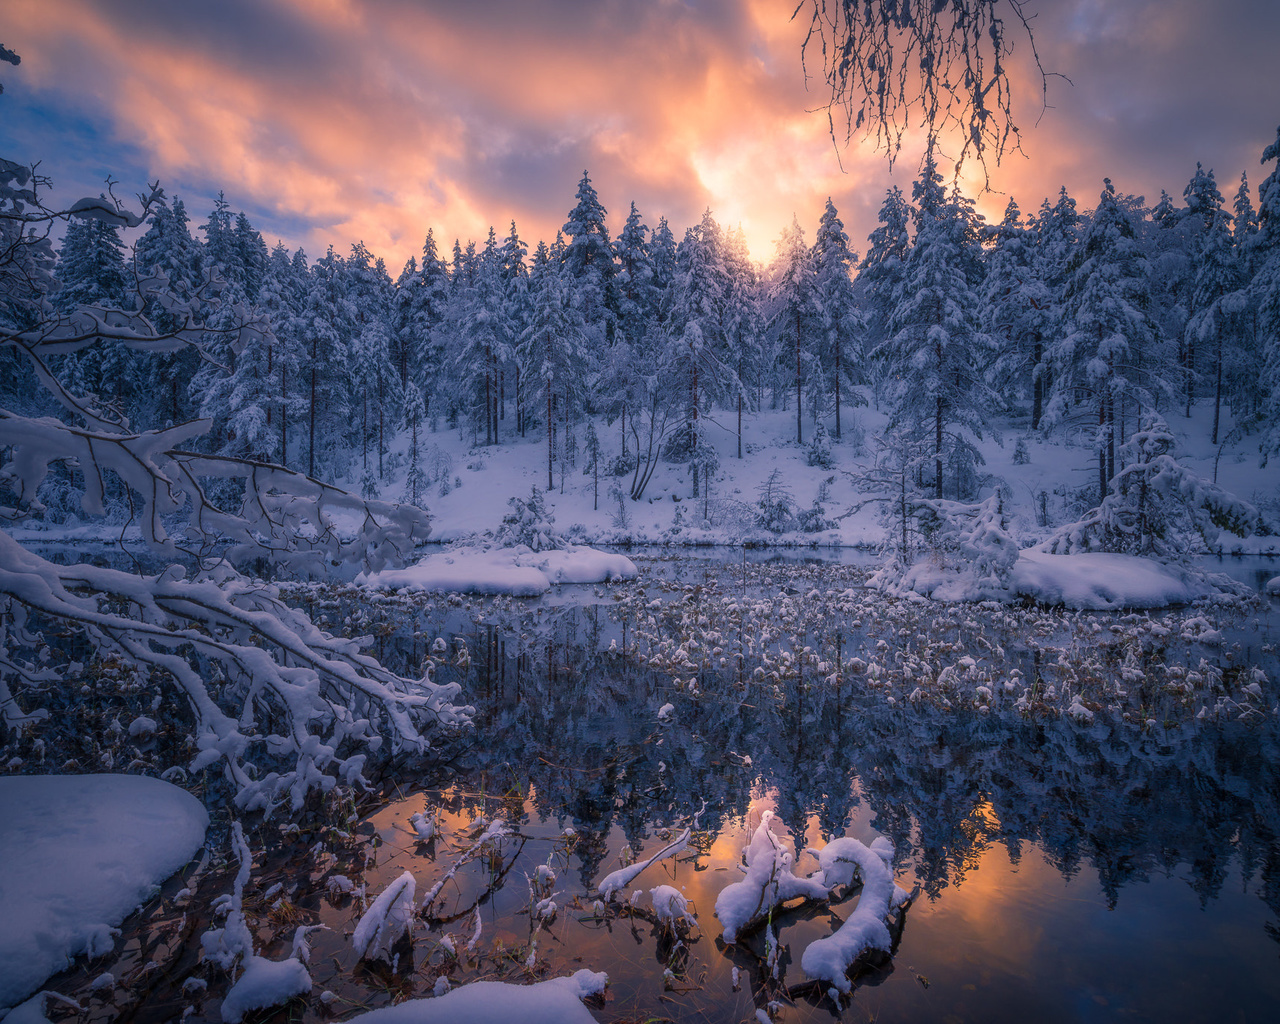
[{"left": 33, "top": 551, "right": 1280, "bottom": 1022}]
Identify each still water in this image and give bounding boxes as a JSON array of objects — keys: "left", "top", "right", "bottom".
[
  {"left": 46, "top": 549, "right": 1280, "bottom": 1022},
  {"left": 255, "top": 552, "right": 1280, "bottom": 1023}
]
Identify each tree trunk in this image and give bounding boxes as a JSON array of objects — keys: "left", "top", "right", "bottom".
[
  {"left": 280, "top": 361, "right": 287, "bottom": 470},
  {"left": 835, "top": 337, "right": 842, "bottom": 440},
  {"left": 935, "top": 393, "right": 944, "bottom": 500},
  {"left": 547, "top": 383, "right": 554, "bottom": 491},
  {"left": 795, "top": 308, "right": 803, "bottom": 444},
  {"left": 484, "top": 346, "right": 493, "bottom": 445},
  {"left": 308, "top": 341, "right": 317, "bottom": 478},
  {"left": 1031, "top": 333, "right": 1043, "bottom": 430},
  {"left": 1212, "top": 326, "right": 1223, "bottom": 445}
]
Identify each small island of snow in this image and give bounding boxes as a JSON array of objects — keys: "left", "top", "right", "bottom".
[{"left": 357, "top": 545, "right": 637, "bottom": 596}]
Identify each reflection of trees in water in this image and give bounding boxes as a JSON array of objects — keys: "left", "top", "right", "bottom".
[
  {"left": 454, "top": 601, "right": 1280, "bottom": 932},
  {"left": 293, "top": 582, "right": 1280, "bottom": 936}
]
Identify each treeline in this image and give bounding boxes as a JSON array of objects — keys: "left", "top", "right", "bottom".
[{"left": 10, "top": 127, "right": 1280, "bottom": 512}]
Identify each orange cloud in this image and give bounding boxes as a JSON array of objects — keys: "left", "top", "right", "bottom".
[{"left": 7, "top": 0, "right": 1278, "bottom": 272}]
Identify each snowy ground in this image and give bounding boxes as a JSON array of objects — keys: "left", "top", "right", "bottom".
[
  {"left": 0, "top": 775, "right": 208, "bottom": 1013},
  {"left": 314, "top": 397, "right": 1280, "bottom": 555}
]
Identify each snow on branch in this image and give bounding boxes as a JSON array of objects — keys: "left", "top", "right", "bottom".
[{"left": 0, "top": 532, "right": 471, "bottom": 812}]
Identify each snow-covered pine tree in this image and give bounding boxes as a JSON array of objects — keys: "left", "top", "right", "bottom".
[
  {"left": 769, "top": 215, "right": 819, "bottom": 445},
  {"left": 1178, "top": 163, "right": 1229, "bottom": 418},
  {"left": 879, "top": 170, "right": 993, "bottom": 500},
  {"left": 257, "top": 242, "right": 306, "bottom": 468},
  {"left": 403, "top": 379, "right": 428, "bottom": 507},
  {"left": 669, "top": 209, "right": 733, "bottom": 496},
  {"left": 857, "top": 185, "right": 911, "bottom": 400},
  {"left": 721, "top": 224, "right": 763, "bottom": 459},
  {"left": 983, "top": 198, "right": 1052, "bottom": 428},
  {"left": 562, "top": 170, "right": 617, "bottom": 348},
  {"left": 1048, "top": 179, "right": 1163, "bottom": 502},
  {"left": 56, "top": 208, "right": 142, "bottom": 427},
  {"left": 1255, "top": 124, "right": 1280, "bottom": 463},
  {"left": 812, "top": 198, "right": 864, "bottom": 441},
  {"left": 133, "top": 196, "right": 204, "bottom": 428},
  {"left": 200, "top": 191, "right": 241, "bottom": 289},
  {"left": 518, "top": 253, "right": 586, "bottom": 490},
  {"left": 233, "top": 210, "right": 268, "bottom": 301},
  {"left": 346, "top": 241, "right": 397, "bottom": 480},
  {"left": 1188, "top": 208, "right": 1247, "bottom": 444},
  {"left": 301, "top": 246, "right": 356, "bottom": 477},
  {"left": 605, "top": 202, "right": 658, "bottom": 455}
]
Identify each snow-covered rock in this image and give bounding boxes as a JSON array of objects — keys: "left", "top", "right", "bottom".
[{"left": 0, "top": 775, "right": 208, "bottom": 1012}]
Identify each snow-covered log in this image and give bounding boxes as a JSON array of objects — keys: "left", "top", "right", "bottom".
[{"left": 714, "top": 812, "right": 829, "bottom": 943}]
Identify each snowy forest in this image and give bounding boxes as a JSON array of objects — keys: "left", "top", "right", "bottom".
[{"left": 8, "top": 136, "right": 1280, "bottom": 524}]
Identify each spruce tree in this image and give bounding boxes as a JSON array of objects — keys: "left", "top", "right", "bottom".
[{"left": 812, "top": 198, "right": 863, "bottom": 440}]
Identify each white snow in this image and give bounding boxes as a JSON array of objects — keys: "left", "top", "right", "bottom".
[
  {"left": 799, "top": 835, "right": 910, "bottom": 994},
  {"left": 1011, "top": 550, "right": 1204, "bottom": 610},
  {"left": 650, "top": 885, "right": 697, "bottom": 931},
  {"left": 356, "top": 545, "right": 637, "bottom": 596},
  {"left": 342, "top": 969, "right": 607, "bottom": 1023},
  {"left": 352, "top": 870, "right": 417, "bottom": 962},
  {"left": 1266, "top": 576, "right": 1280, "bottom": 595},
  {"left": 219, "top": 955, "right": 312, "bottom": 1024},
  {"left": 0, "top": 774, "right": 208, "bottom": 1012},
  {"left": 597, "top": 828, "right": 690, "bottom": 901},
  {"left": 714, "top": 812, "right": 829, "bottom": 944}
]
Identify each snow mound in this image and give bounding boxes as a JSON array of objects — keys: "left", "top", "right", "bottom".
[
  {"left": 889, "top": 549, "right": 1241, "bottom": 610},
  {"left": 0, "top": 774, "right": 208, "bottom": 1012},
  {"left": 1267, "top": 576, "right": 1280, "bottom": 595},
  {"left": 219, "top": 954, "right": 312, "bottom": 1024},
  {"left": 342, "top": 969, "right": 607, "bottom": 1023},
  {"left": 1011, "top": 550, "right": 1205, "bottom": 609},
  {"left": 356, "top": 545, "right": 637, "bottom": 596}
]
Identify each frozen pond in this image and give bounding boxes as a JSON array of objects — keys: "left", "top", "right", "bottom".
[{"left": 32, "top": 550, "right": 1280, "bottom": 1022}]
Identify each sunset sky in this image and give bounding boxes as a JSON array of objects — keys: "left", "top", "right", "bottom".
[{"left": 3, "top": 0, "right": 1279, "bottom": 270}]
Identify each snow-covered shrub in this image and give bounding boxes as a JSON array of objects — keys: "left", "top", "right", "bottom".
[
  {"left": 1040, "top": 414, "right": 1260, "bottom": 557},
  {"left": 495, "top": 486, "right": 563, "bottom": 551},
  {"left": 660, "top": 422, "right": 695, "bottom": 463},
  {"left": 798, "top": 498, "right": 833, "bottom": 533},
  {"left": 807, "top": 420, "right": 835, "bottom": 468},
  {"left": 871, "top": 493, "right": 1020, "bottom": 600},
  {"left": 754, "top": 470, "right": 797, "bottom": 533},
  {"left": 1013, "top": 437, "right": 1030, "bottom": 465},
  {"left": 606, "top": 449, "right": 636, "bottom": 477},
  {"left": 608, "top": 480, "right": 631, "bottom": 530}
]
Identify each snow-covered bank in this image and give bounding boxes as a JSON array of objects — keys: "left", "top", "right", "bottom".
[
  {"left": 0, "top": 775, "right": 208, "bottom": 1012},
  {"left": 1010, "top": 550, "right": 1221, "bottom": 610},
  {"left": 356, "top": 545, "right": 637, "bottom": 596},
  {"left": 887, "top": 547, "right": 1259, "bottom": 610}
]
